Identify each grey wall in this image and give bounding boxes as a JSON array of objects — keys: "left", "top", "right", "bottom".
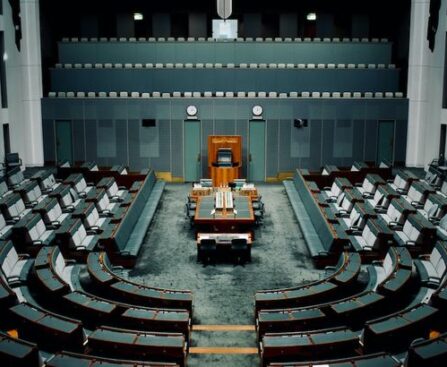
[
  {"left": 279, "top": 14, "right": 298, "bottom": 38},
  {"left": 243, "top": 14, "right": 262, "bottom": 38},
  {"left": 352, "top": 14, "right": 370, "bottom": 38},
  {"left": 42, "top": 98, "right": 409, "bottom": 178},
  {"left": 80, "top": 15, "right": 99, "bottom": 38},
  {"left": 188, "top": 13, "right": 207, "bottom": 38},
  {"left": 316, "top": 14, "right": 335, "bottom": 38},
  {"left": 49, "top": 68, "right": 400, "bottom": 93},
  {"left": 57, "top": 40, "right": 393, "bottom": 65},
  {"left": 152, "top": 13, "right": 171, "bottom": 37},
  {"left": 116, "top": 14, "right": 135, "bottom": 38}
]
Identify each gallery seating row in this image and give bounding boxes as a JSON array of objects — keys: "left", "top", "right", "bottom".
[
  {"left": 61, "top": 36, "right": 390, "bottom": 43},
  {"left": 48, "top": 91, "right": 405, "bottom": 99},
  {"left": 54, "top": 62, "right": 397, "bottom": 69}
]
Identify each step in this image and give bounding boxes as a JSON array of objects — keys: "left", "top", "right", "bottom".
[
  {"left": 192, "top": 325, "right": 255, "bottom": 332},
  {"left": 190, "top": 347, "right": 258, "bottom": 354}
]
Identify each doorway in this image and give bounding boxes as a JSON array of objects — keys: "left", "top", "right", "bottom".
[
  {"left": 249, "top": 120, "right": 266, "bottom": 181},
  {"left": 184, "top": 120, "right": 201, "bottom": 182},
  {"left": 377, "top": 120, "right": 395, "bottom": 165}
]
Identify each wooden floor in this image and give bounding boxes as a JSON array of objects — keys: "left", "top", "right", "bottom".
[
  {"left": 189, "top": 347, "right": 259, "bottom": 355},
  {"left": 192, "top": 325, "right": 256, "bottom": 332}
]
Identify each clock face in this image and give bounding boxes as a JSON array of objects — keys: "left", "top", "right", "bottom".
[
  {"left": 252, "top": 105, "right": 263, "bottom": 116},
  {"left": 187, "top": 105, "right": 198, "bottom": 116}
]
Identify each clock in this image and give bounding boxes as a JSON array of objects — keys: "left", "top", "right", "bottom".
[
  {"left": 252, "top": 105, "right": 263, "bottom": 116},
  {"left": 186, "top": 105, "right": 198, "bottom": 117}
]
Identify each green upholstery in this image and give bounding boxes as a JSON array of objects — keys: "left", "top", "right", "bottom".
[
  {"left": 363, "top": 304, "right": 438, "bottom": 353},
  {"left": 0, "top": 332, "right": 40, "bottom": 367},
  {"left": 46, "top": 351, "right": 179, "bottom": 367},
  {"left": 283, "top": 179, "right": 327, "bottom": 258},
  {"left": 35, "top": 267, "right": 69, "bottom": 295},
  {"left": 10, "top": 303, "right": 84, "bottom": 350},
  {"left": 88, "top": 326, "right": 186, "bottom": 365},
  {"left": 406, "top": 332, "right": 447, "bottom": 366},
  {"left": 63, "top": 291, "right": 116, "bottom": 316},
  {"left": 257, "top": 307, "right": 325, "bottom": 335},
  {"left": 86, "top": 252, "right": 115, "bottom": 284},
  {"left": 267, "top": 353, "right": 400, "bottom": 366},
  {"left": 262, "top": 328, "right": 359, "bottom": 364},
  {"left": 113, "top": 171, "right": 165, "bottom": 260}
]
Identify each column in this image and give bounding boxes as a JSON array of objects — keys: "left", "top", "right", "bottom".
[
  {"left": 406, "top": 0, "right": 432, "bottom": 167},
  {"left": 20, "top": 0, "right": 44, "bottom": 166}
]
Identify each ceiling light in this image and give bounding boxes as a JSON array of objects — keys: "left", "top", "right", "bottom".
[
  {"left": 306, "top": 13, "right": 317, "bottom": 21},
  {"left": 134, "top": 13, "right": 143, "bottom": 21}
]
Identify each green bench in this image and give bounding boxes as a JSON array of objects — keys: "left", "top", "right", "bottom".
[
  {"left": 257, "top": 307, "right": 326, "bottom": 336},
  {"left": 105, "top": 170, "right": 165, "bottom": 265},
  {"left": 406, "top": 332, "right": 447, "bottom": 366},
  {"left": 0, "top": 332, "right": 40, "bottom": 367},
  {"left": 61, "top": 290, "right": 191, "bottom": 339},
  {"left": 9, "top": 302, "right": 85, "bottom": 352},
  {"left": 88, "top": 326, "right": 187, "bottom": 366},
  {"left": 266, "top": 352, "right": 400, "bottom": 366},
  {"left": 46, "top": 351, "right": 179, "bottom": 366},
  {"left": 255, "top": 252, "right": 361, "bottom": 312},
  {"left": 362, "top": 303, "right": 439, "bottom": 354},
  {"left": 87, "top": 252, "right": 193, "bottom": 312},
  {"left": 261, "top": 327, "right": 360, "bottom": 366}
]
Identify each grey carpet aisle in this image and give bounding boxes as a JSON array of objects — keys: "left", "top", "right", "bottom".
[{"left": 125, "top": 183, "right": 322, "bottom": 325}]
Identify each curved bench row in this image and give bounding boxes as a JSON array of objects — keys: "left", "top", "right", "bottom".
[
  {"left": 32, "top": 246, "right": 191, "bottom": 338},
  {"left": 87, "top": 252, "right": 193, "bottom": 312},
  {"left": 260, "top": 303, "right": 440, "bottom": 366},
  {"left": 255, "top": 252, "right": 362, "bottom": 311},
  {"left": 256, "top": 247, "right": 415, "bottom": 335}
]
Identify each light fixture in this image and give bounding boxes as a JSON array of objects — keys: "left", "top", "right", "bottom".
[
  {"left": 134, "top": 13, "right": 143, "bottom": 21},
  {"left": 306, "top": 13, "right": 317, "bottom": 21}
]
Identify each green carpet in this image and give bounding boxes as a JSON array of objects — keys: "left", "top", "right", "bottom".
[{"left": 125, "top": 183, "right": 322, "bottom": 326}]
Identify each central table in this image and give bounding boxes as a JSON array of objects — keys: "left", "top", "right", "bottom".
[{"left": 194, "top": 194, "right": 255, "bottom": 233}]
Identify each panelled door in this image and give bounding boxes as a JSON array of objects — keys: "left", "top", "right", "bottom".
[
  {"left": 377, "top": 120, "right": 395, "bottom": 164},
  {"left": 184, "top": 120, "right": 201, "bottom": 182},
  {"left": 249, "top": 120, "right": 266, "bottom": 181}
]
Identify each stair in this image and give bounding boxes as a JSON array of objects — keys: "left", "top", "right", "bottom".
[{"left": 188, "top": 325, "right": 259, "bottom": 367}]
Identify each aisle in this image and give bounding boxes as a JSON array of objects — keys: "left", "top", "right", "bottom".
[
  {"left": 126, "top": 183, "right": 322, "bottom": 325},
  {"left": 188, "top": 325, "right": 259, "bottom": 367}
]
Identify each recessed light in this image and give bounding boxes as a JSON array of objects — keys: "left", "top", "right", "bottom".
[
  {"left": 307, "top": 13, "right": 317, "bottom": 21},
  {"left": 134, "top": 13, "right": 143, "bottom": 21}
]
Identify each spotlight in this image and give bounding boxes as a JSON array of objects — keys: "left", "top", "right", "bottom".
[
  {"left": 134, "top": 13, "right": 144, "bottom": 21},
  {"left": 306, "top": 13, "right": 317, "bottom": 21}
]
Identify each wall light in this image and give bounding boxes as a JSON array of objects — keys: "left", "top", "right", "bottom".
[
  {"left": 134, "top": 13, "right": 144, "bottom": 21},
  {"left": 306, "top": 13, "right": 317, "bottom": 21}
]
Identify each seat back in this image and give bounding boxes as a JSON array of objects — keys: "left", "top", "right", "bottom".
[
  {"left": 85, "top": 204, "right": 100, "bottom": 228},
  {"left": 0, "top": 241, "right": 18, "bottom": 277}
]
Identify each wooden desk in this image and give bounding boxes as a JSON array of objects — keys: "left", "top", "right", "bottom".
[
  {"left": 210, "top": 166, "right": 239, "bottom": 187},
  {"left": 197, "top": 233, "right": 252, "bottom": 247},
  {"left": 194, "top": 194, "right": 255, "bottom": 234}
]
